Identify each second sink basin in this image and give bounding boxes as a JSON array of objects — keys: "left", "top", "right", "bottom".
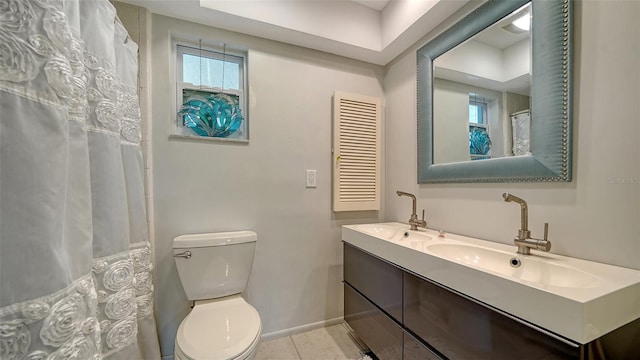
[{"left": 427, "top": 243, "right": 600, "bottom": 289}]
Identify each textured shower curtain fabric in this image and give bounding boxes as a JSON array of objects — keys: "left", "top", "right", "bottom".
[
  {"left": 0, "top": 0, "right": 161, "bottom": 358},
  {"left": 511, "top": 111, "right": 531, "bottom": 156}
]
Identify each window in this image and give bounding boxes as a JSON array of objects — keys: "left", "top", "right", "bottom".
[
  {"left": 175, "top": 44, "right": 248, "bottom": 141},
  {"left": 468, "top": 94, "right": 487, "bottom": 126},
  {"left": 468, "top": 94, "right": 491, "bottom": 159}
]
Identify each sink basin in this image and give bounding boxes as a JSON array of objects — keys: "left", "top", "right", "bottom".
[
  {"left": 353, "top": 224, "right": 402, "bottom": 240},
  {"left": 427, "top": 243, "right": 600, "bottom": 289},
  {"left": 353, "top": 223, "right": 432, "bottom": 243}
]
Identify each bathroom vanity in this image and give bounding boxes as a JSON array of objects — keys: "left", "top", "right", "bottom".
[{"left": 342, "top": 223, "right": 640, "bottom": 359}]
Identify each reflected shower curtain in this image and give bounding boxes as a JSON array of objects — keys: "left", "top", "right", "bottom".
[
  {"left": 511, "top": 110, "right": 531, "bottom": 156},
  {"left": 0, "top": 0, "right": 161, "bottom": 358}
]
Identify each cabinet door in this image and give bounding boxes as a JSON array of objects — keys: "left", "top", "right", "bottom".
[
  {"left": 343, "top": 243, "right": 403, "bottom": 323},
  {"left": 404, "top": 272, "right": 582, "bottom": 360},
  {"left": 345, "top": 283, "right": 403, "bottom": 360},
  {"left": 403, "top": 330, "right": 443, "bottom": 360}
]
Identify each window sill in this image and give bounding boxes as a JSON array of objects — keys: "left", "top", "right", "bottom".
[{"left": 168, "top": 134, "right": 249, "bottom": 144}]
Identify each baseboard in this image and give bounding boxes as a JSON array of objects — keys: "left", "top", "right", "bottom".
[{"left": 260, "top": 317, "right": 345, "bottom": 341}]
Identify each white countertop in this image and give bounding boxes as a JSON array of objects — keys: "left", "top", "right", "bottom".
[{"left": 342, "top": 222, "right": 640, "bottom": 344}]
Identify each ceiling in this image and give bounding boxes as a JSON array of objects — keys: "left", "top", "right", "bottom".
[
  {"left": 473, "top": 3, "right": 530, "bottom": 50},
  {"left": 119, "top": 0, "right": 471, "bottom": 65},
  {"left": 352, "top": 0, "right": 391, "bottom": 11}
]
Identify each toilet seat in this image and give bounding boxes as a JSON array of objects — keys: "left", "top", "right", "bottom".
[{"left": 175, "top": 295, "right": 262, "bottom": 360}]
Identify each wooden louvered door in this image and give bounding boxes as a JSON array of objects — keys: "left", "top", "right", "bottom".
[{"left": 333, "top": 92, "right": 381, "bottom": 212}]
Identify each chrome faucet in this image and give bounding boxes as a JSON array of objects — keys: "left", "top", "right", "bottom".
[
  {"left": 503, "top": 193, "right": 551, "bottom": 255},
  {"left": 396, "top": 191, "right": 427, "bottom": 230}
]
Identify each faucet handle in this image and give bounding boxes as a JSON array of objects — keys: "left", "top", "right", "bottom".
[
  {"left": 417, "top": 209, "right": 427, "bottom": 228},
  {"left": 533, "top": 222, "right": 551, "bottom": 251}
]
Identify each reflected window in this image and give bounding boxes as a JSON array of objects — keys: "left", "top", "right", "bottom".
[
  {"left": 469, "top": 94, "right": 491, "bottom": 159},
  {"left": 469, "top": 94, "right": 487, "bottom": 126}
]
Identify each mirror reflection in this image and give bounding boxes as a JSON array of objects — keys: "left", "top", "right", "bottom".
[{"left": 433, "top": 3, "right": 532, "bottom": 164}]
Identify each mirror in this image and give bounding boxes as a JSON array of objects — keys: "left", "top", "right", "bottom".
[
  {"left": 417, "top": 0, "right": 572, "bottom": 183},
  {"left": 433, "top": 2, "right": 532, "bottom": 164}
]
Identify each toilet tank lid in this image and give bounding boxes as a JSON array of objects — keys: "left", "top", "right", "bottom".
[{"left": 173, "top": 231, "right": 257, "bottom": 248}]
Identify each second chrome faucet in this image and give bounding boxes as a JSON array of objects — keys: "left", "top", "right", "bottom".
[
  {"left": 396, "top": 191, "right": 426, "bottom": 230},
  {"left": 503, "top": 193, "right": 551, "bottom": 255}
]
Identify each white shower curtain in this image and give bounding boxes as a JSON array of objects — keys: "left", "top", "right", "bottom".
[
  {"left": 511, "top": 110, "right": 531, "bottom": 156},
  {"left": 0, "top": 0, "right": 160, "bottom": 358}
]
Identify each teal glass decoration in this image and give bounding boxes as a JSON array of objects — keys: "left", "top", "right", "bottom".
[
  {"left": 469, "top": 126, "right": 491, "bottom": 156},
  {"left": 178, "top": 90, "right": 243, "bottom": 138}
]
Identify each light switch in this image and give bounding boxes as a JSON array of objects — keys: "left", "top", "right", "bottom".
[{"left": 306, "top": 170, "right": 317, "bottom": 188}]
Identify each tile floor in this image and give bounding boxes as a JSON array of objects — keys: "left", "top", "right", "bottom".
[{"left": 255, "top": 323, "right": 368, "bottom": 360}]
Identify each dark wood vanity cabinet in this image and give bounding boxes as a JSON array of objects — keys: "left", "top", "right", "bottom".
[
  {"left": 343, "top": 242, "right": 403, "bottom": 323},
  {"left": 404, "top": 272, "right": 581, "bottom": 359},
  {"left": 344, "top": 242, "right": 442, "bottom": 359},
  {"left": 403, "top": 329, "right": 442, "bottom": 360},
  {"left": 345, "top": 243, "right": 640, "bottom": 360},
  {"left": 344, "top": 278, "right": 442, "bottom": 360},
  {"left": 344, "top": 283, "right": 403, "bottom": 360}
]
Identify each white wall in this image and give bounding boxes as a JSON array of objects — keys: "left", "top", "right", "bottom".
[
  {"left": 385, "top": 0, "right": 640, "bottom": 270},
  {"left": 503, "top": 38, "right": 531, "bottom": 82},
  {"left": 436, "top": 39, "right": 504, "bottom": 82},
  {"left": 436, "top": 38, "right": 530, "bottom": 84},
  {"left": 433, "top": 79, "right": 470, "bottom": 164},
  {"left": 149, "top": 14, "right": 384, "bottom": 357}
]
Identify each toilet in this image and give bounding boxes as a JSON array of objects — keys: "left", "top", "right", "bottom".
[{"left": 173, "top": 231, "right": 262, "bottom": 360}]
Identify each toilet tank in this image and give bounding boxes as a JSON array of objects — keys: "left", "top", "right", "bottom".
[{"left": 173, "top": 231, "right": 257, "bottom": 300}]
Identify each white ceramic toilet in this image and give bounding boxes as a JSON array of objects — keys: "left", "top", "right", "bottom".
[{"left": 173, "top": 231, "right": 262, "bottom": 360}]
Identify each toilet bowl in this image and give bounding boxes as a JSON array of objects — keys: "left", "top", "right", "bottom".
[
  {"left": 173, "top": 231, "right": 262, "bottom": 360},
  {"left": 175, "top": 296, "right": 261, "bottom": 360}
]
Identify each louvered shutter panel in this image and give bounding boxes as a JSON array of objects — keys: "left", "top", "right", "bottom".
[{"left": 333, "top": 92, "right": 381, "bottom": 212}]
